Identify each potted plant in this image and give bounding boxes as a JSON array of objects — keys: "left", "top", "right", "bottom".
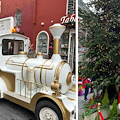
[
  {"left": 82, "top": 89, "right": 110, "bottom": 120},
  {"left": 82, "top": 94, "right": 101, "bottom": 120}
]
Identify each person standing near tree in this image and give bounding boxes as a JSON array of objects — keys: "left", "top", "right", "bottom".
[{"left": 82, "top": 77, "right": 91, "bottom": 101}]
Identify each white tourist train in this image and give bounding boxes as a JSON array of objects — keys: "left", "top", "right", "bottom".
[{"left": 0, "top": 17, "right": 76, "bottom": 120}]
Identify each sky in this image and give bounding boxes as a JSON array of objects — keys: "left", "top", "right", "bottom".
[
  {"left": 83, "top": 0, "right": 90, "bottom": 3},
  {"left": 82, "top": 0, "right": 95, "bottom": 12}
]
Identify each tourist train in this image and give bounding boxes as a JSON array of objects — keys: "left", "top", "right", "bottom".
[{"left": 0, "top": 17, "right": 76, "bottom": 120}]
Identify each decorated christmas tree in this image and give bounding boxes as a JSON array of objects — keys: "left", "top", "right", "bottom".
[{"left": 78, "top": 0, "right": 120, "bottom": 93}]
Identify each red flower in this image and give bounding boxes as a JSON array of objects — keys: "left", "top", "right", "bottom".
[
  {"left": 89, "top": 98, "right": 92, "bottom": 101},
  {"left": 90, "top": 106, "right": 93, "bottom": 109},
  {"left": 90, "top": 104, "right": 98, "bottom": 109}
]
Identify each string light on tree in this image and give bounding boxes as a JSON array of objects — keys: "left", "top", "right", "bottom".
[{"left": 78, "top": 0, "right": 120, "bottom": 96}]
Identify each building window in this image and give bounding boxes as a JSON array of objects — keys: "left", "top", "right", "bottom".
[
  {"left": 15, "top": 10, "right": 22, "bottom": 27},
  {"left": 67, "top": 0, "right": 76, "bottom": 14},
  {"left": 36, "top": 31, "right": 49, "bottom": 55}
]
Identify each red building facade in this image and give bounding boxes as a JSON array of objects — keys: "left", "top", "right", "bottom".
[
  {"left": 0, "top": 0, "right": 76, "bottom": 73},
  {"left": 0, "top": 0, "right": 67, "bottom": 49}
]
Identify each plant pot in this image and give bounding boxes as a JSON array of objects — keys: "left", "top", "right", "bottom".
[
  {"left": 84, "top": 112, "right": 97, "bottom": 120},
  {"left": 84, "top": 110, "right": 110, "bottom": 120},
  {"left": 101, "top": 109, "right": 110, "bottom": 119}
]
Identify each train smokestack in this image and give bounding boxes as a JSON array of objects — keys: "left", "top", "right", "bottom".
[{"left": 49, "top": 23, "right": 66, "bottom": 55}]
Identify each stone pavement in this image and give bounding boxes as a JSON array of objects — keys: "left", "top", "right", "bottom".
[
  {"left": 0, "top": 98, "right": 35, "bottom": 120},
  {"left": 78, "top": 93, "right": 93, "bottom": 120}
]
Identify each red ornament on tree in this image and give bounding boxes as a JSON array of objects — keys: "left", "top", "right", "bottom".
[{"left": 82, "top": 66, "right": 84, "bottom": 69}]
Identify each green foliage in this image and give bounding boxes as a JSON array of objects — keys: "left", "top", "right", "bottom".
[
  {"left": 82, "top": 102, "right": 89, "bottom": 110},
  {"left": 108, "top": 117, "right": 118, "bottom": 120},
  {"left": 78, "top": 0, "right": 120, "bottom": 90},
  {"left": 83, "top": 107, "right": 97, "bottom": 117},
  {"left": 92, "top": 93, "right": 95, "bottom": 99},
  {"left": 62, "top": 22, "right": 75, "bottom": 29},
  {"left": 89, "top": 94, "right": 95, "bottom": 109},
  {"left": 95, "top": 116, "right": 97, "bottom": 120},
  {"left": 95, "top": 115, "right": 100, "bottom": 120},
  {"left": 102, "top": 89, "right": 110, "bottom": 105},
  {"left": 82, "top": 93, "right": 110, "bottom": 119},
  {"left": 109, "top": 99, "right": 119, "bottom": 119}
]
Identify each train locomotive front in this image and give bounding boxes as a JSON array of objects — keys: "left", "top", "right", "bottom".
[{"left": 5, "top": 52, "right": 73, "bottom": 94}]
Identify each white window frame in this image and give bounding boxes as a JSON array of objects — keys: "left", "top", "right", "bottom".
[{"left": 36, "top": 31, "right": 49, "bottom": 55}]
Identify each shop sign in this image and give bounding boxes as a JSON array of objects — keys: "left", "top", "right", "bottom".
[
  {"left": 0, "top": 17, "right": 14, "bottom": 36},
  {"left": 61, "top": 14, "right": 81, "bottom": 23}
]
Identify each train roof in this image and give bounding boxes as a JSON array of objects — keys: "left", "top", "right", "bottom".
[{"left": 0, "top": 33, "right": 29, "bottom": 39}]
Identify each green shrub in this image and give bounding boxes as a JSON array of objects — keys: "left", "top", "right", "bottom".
[
  {"left": 109, "top": 99, "right": 119, "bottom": 119},
  {"left": 95, "top": 115, "right": 100, "bottom": 120},
  {"left": 89, "top": 94, "right": 95, "bottom": 109},
  {"left": 102, "top": 88, "right": 110, "bottom": 106}
]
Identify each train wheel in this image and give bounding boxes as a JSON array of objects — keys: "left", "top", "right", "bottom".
[{"left": 35, "top": 100, "right": 63, "bottom": 120}]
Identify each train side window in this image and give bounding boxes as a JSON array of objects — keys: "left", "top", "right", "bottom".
[{"left": 2, "top": 39, "right": 24, "bottom": 55}]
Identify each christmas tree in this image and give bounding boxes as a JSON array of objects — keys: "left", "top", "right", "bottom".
[{"left": 78, "top": 0, "right": 120, "bottom": 90}]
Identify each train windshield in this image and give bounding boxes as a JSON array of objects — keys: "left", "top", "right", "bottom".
[{"left": 2, "top": 39, "right": 24, "bottom": 55}]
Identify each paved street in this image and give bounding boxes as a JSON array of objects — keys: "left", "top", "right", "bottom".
[
  {"left": 78, "top": 93, "right": 93, "bottom": 120},
  {"left": 0, "top": 94, "right": 94, "bottom": 120},
  {"left": 0, "top": 99, "right": 35, "bottom": 120}
]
